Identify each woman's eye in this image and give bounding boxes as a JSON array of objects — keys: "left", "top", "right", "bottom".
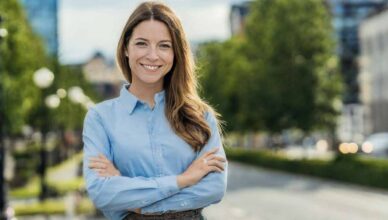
[
  {"left": 160, "top": 44, "right": 171, "bottom": 49},
  {"left": 135, "top": 42, "right": 147, "bottom": 46}
]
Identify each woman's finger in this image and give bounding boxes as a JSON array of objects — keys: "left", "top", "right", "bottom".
[
  {"left": 89, "top": 157, "right": 105, "bottom": 163},
  {"left": 88, "top": 161, "right": 107, "bottom": 169},
  {"left": 214, "top": 156, "right": 226, "bottom": 162},
  {"left": 205, "top": 155, "right": 226, "bottom": 162},
  {"left": 208, "top": 166, "right": 223, "bottom": 173},
  {"left": 206, "top": 160, "right": 225, "bottom": 171}
]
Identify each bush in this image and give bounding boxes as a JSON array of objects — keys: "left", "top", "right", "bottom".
[{"left": 226, "top": 147, "right": 388, "bottom": 189}]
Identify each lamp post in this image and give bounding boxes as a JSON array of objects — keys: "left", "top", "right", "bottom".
[
  {"left": 0, "top": 14, "right": 8, "bottom": 220},
  {"left": 68, "top": 86, "right": 94, "bottom": 109},
  {"left": 33, "top": 67, "right": 54, "bottom": 201}
]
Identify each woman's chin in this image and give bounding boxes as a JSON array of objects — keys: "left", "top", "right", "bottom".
[{"left": 138, "top": 76, "right": 164, "bottom": 85}]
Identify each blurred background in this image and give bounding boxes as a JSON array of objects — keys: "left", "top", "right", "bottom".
[{"left": 1, "top": 0, "right": 388, "bottom": 219}]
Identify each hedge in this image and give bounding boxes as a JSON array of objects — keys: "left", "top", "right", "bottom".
[{"left": 226, "top": 147, "right": 388, "bottom": 190}]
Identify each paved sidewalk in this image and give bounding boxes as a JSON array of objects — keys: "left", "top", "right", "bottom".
[{"left": 204, "top": 162, "right": 388, "bottom": 220}]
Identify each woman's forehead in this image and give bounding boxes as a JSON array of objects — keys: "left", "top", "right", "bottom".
[{"left": 131, "top": 20, "right": 172, "bottom": 42}]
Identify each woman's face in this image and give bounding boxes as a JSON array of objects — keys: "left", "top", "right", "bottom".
[{"left": 126, "top": 20, "right": 174, "bottom": 89}]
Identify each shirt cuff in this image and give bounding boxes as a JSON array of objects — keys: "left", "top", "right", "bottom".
[{"left": 155, "top": 175, "right": 180, "bottom": 197}]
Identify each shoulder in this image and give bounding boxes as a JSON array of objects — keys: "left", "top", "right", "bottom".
[
  {"left": 204, "top": 107, "right": 222, "bottom": 129},
  {"left": 85, "top": 97, "right": 120, "bottom": 120}
]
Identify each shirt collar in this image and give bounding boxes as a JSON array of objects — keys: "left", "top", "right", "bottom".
[{"left": 118, "top": 84, "right": 165, "bottom": 115}]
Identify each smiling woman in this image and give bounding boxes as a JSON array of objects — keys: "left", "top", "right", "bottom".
[
  {"left": 82, "top": 1, "right": 228, "bottom": 220},
  {"left": 125, "top": 20, "right": 174, "bottom": 93}
]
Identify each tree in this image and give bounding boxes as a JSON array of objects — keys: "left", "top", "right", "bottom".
[
  {"left": 244, "top": 0, "right": 343, "bottom": 133},
  {"left": 198, "top": 0, "right": 343, "bottom": 135},
  {"left": 198, "top": 37, "right": 254, "bottom": 131},
  {"left": 0, "top": 0, "right": 48, "bottom": 134}
]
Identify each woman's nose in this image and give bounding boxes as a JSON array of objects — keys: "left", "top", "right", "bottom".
[{"left": 146, "top": 47, "right": 159, "bottom": 61}]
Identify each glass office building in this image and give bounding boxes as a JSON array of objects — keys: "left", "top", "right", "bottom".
[
  {"left": 328, "top": 0, "right": 388, "bottom": 103},
  {"left": 20, "top": 0, "right": 58, "bottom": 56}
]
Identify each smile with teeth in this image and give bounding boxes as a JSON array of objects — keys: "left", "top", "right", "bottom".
[{"left": 142, "top": 64, "right": 161, "bottom": 70}]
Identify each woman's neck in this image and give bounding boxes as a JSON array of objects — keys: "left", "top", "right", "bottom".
[{"left": 128, "top": 82, "right": 163, "bottom": 108}]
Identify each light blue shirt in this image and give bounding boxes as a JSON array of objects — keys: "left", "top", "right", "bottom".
[{"left": 82, "top": 84, "right": 227, "bottom": 220}]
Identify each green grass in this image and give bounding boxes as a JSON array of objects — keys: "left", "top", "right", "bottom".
[
  {"left": 10, "top": 152, "right": 84, "bottom": 198},
  {"left": 14, "top": 198, "right": 94, "bottom": 216}
]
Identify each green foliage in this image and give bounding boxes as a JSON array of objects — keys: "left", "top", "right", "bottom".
[
  {"left": 198, "top": 0, "right": 343, "bottom": 134},
  {"left": 27, "top": 63, "right": 95, "bottom": 131},
  {"left": 11, "top": 142, "right": 41, "bottom": 187},
  {"left": 10, "top": 152, "right": 84, "bottom": 198},
  {"left": 0, "top": 0, "right": 96, "bottom": 134},
  {"left": 226, "top": 147, "right": 388, "bottom": 189},
  {"left": 198, "top": 37, "right": 253, "bottom": 131},
  {"left": 10, "top": 177, "right": 85, "bottom": 199},
  {"left": 0, "top": 0, "right": 48, "bottom": 134},
  {"left": 48, "top": 177, "right": 85, "bottom": 195},
  {"left": 14, "top": 198, "right": 94, "bottom": 216},
  {"left": 10, "top": 177, "right": 40, "bottom": 198}
]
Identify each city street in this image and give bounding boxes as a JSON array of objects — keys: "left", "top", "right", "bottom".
[{"left": 204, "top": 162, "right": 388, "bottom": 220}]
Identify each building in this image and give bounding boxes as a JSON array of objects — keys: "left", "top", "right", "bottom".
[
  {"left": 322, "top": 0, "right": 388, "bottom": 143},
  {"left": 20, "top": 0, "right": 58, "bottom": 56},
  {"left": 230, "top": 1, "right": 251, "bottom": 36},
  {"left": 82, "top": 52, "right": 125, "bottom": 99},
  {"left": 328, "top": 0, "right": 387, "bottom": 104},
  {"left": 359, "top": 8, "right": 388, "bottom": 135}
]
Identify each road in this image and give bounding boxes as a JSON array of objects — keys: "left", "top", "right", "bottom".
[{"left": 204, "top": 162, "right": 388, "bottom": 220}]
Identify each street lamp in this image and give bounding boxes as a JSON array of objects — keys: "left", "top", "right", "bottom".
[
  {"left": 68, "top": 86, "right": 85, "bottom": 104},
  {"left": 33, "top": 68, "right": 54, "bottom": 88},
  {"left": 68, "top": 86, "right": 95, "bottom": 109},
  {"left": 45, "top": 94, "right": 61, "bottom": 109},
  {"left": 0, "top": 14, "right": 8, "bottom": 220},
  {"left": 33, "top": 67, "right": 54, "bottom": 201}
]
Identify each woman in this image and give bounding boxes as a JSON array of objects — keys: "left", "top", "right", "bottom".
[{"left": 82, "top": 1, "right": 227, "bottom": 220}]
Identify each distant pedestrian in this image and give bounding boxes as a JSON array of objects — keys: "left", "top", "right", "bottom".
[{"left": 82, "top": 1, "right": 227, "bottom": 220}]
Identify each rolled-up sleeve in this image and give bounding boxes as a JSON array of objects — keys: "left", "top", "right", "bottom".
[
  {"left": 83, "top": 108, "right": 180, "bottom": 212},
  {"left": 141, "top": 111, "right": 228, "bottom": 214}
]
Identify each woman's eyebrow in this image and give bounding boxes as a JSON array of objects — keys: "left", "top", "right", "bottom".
[
  {"left": 134, "top": 38, "right": 171, "bottom": 43},
  {"left": 134, "top": 37, "right": 149, "bottom": 41}
]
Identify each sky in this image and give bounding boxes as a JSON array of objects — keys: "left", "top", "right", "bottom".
[{"left": 59, "top": 0, "right": 246, "bottom": 64}]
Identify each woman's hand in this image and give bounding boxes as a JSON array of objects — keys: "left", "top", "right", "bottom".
[
  {"left": 89, "top": 154, "right": 141, "bottom": 213},
  {"left": 88, "top": 154, "right": 121, "bottom": 177},
  {"left": 177, "top": 147, "right": 226, "bottom": 189}
]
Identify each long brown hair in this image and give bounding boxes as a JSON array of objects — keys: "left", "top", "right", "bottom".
[{"left": 116, "top": 1, "right": 220, "bottom": 151}]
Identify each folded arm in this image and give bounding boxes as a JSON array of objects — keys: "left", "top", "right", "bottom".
[
  {"left": 83, "top": 109, "right": 180, "bottom": 212},
  {"left": 140, "top": 111, "right": 228, "bottom": 213}
]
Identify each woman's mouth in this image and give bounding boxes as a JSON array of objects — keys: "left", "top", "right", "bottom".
[{"left": 141, "top": 64, "right": 162, "bottom": 71}]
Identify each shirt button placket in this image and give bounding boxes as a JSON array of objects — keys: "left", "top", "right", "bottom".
[{"left": 150, "top": 109, "right": 163, "bottom": 177}]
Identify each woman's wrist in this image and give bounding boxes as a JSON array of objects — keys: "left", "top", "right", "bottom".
[{"left": 177, "top": 174, "right": 192, "bottom": 189}]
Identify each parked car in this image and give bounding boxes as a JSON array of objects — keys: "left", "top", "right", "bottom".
[{"left": 361, "top": 132, "right": 388, "bottom": 157}]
